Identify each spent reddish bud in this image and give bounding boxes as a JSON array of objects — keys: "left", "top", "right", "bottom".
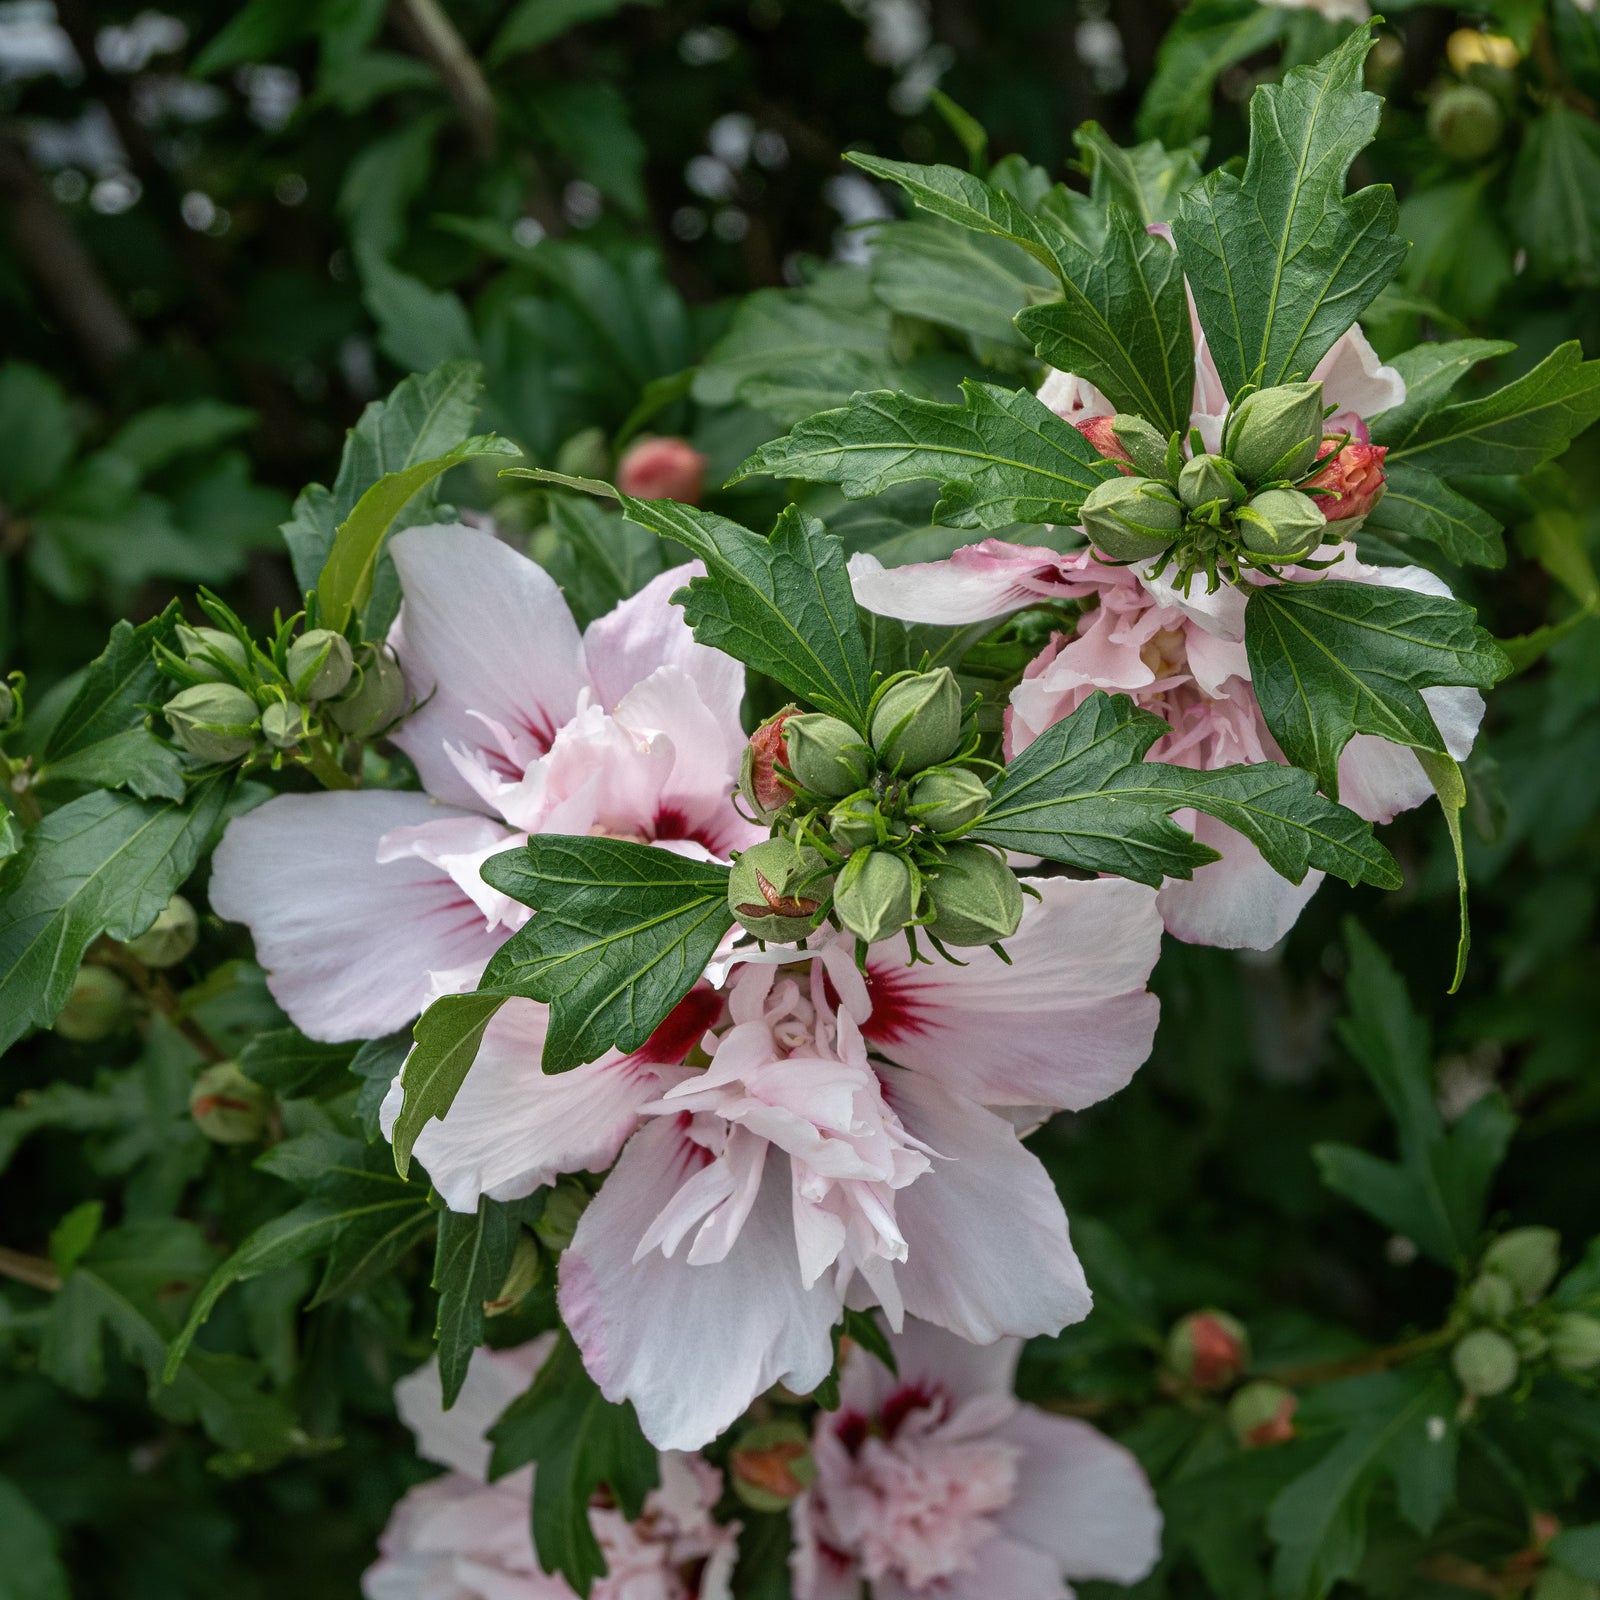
[
  {"left": 1167, "top": 1309, "right": 1250, "bottom": 1389},
  {"left": 741, "top": 707, "right": 801, "bottom": 819},
  {"left": 1073, "top": 414, "right": 1134, "bottom": 474},
  {"left": 616, "top": 435, "right": 709, "bottom": 503},
  {"left": 1228, "top": 1380, "right": 1298, "bottom": 1448},
  {"left": 1305, "top": 439, "right": 1389, "bottom": 522}
]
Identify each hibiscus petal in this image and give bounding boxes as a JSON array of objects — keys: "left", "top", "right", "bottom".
[
  {"left": 862, "top": 878, "right": 1161, "bottom": 1110},
  {"left": 393, "top": 1340, "right": 552, "bottom": 1479},
  {"left": 388, "top": 525, "right": 589, "bottom": 811},
  {"left": 560, "top": 1117, "right": 840, "bottom": 1450},
  {"left": 875, "top": 1535, "right": 1072, "bottom": 1600},
  {"left": 850, "top": 543, "right": 1093, "bottom": 624},
  {"left": 210, "top": 791, "right": 508, "bottom": 1042},
  {"left": 1311, "top": 324, "right": 1406, "bottom": 419},
  {"left": 1157, "top": 809, "right": 1324, "bottom": 950},
  {"left": 867, "top": 1318, "right": 1023, "bottom": 1407}
]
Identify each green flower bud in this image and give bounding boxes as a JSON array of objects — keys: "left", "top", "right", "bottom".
[
  {"left": 177, "top": 624, "right": 251, "bottom": 682},
  {"left": 1178, "top": 453, "right": 1247, "bottom": 510},
  {"left": 833, "top": 848, "right": 916, "bottom": 945},
  {"left": 783, "top": 714, "right": 873, "bottom": 797},
  {"left": 1080, "top": 476, "right": 1185, "bottom": 563},
  {"left": 1428, "top": 83, "right": 1505, "bottom": 164},
  {"left": 121, "top": 894, "right": 197, "bottom": 969},
  {"left": 1236, "top": 488, "right": 1328, "bottom": 563},
  {"left": 1514, "top": 1325, "right": 1550, "bottom": 1361},
  {"left": 329, "top": 647, "right": 408, "bottom": 739},
  {"left": 53, "top": 965, "right": 133, "bottom": 1042},
  {"left": 1109, "top": 414, "right": 1175, "bottom": 479},
  {"left": 261, "top": 699, "right": 311, "bottom": 750},
  {"left": 908, "top": 767, "right": 991, "bottom": 834},
  {"left": 287, "top": 629, "right": 355, "bottom": 700},
  {"left": 1167, "top": 1309, "right": 1250, "bottom": 1389},
  {"left": 1228, "top": 1380, "right": 1297, "bottom": 1448},
  {"left": 730, "top": 1419, "right": 816, "bottom": 1513},
  {"left": 533, "top": 1180, "right": 593, "bottom": 1253},
  {"left": 924, "top": 843, "right": 1023, "bottom": 947},
  {"left": 483, "top": 1234, "right": 542, "bottom": 1316},
  {"left": 829, "top": 794, "right": 883, "bottom": 854},
  {"left": 1452, "top": 1327, "right": 1519, "bottom": 1397},
  {"left": 163, "top": 683, "right": 260, "bottom": 763},
  {"left": 1223, "top": 382, "right": 1325, "bottom": 485},
  {"left": 1483, "top": 1227, "right": 1561, "bottom": 1305},
  {"left": 729, "top": 839, "right": 832, "bottom": 943},
  {"left": 1534, "top": 1570, "right": 1600, "bottom": 1600},
  {"left": 189, "top": 1061, "right": 272, "bottom": 1144},
  {"left": 1466, "top": 1270, "right": 1517, "bottom": 1322},
  {"left": 1551, "top": 1312, "right": 1600, "bottom": 1372},
  {"left": 870, "top": 669, "right": 963, "bottom": 776}
]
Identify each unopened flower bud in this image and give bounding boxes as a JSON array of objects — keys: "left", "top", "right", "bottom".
[
  {"left": 483, "top": 1234, "right": 542, "bottom": 1316},
  {"left": 1223, "top": 382, "right": 1325, "bottom": 485},
  {"left": 1534, "top": 1570, "right": 1600, "bottom": 1600},
  {"left": 177, "top": 624, "right": 251, "bottom": 682},
  {"left": 163, "top": 683, "right": 260, "bottom": 763},
  {"left": 730, "top": 1419, "right": 815, "bottom": 1512},
  {"left": 0, "top": 680, "right": 15, "bottom": 725},
  {"left": 261, "top": 700, "right": 311, "bottom": 750},
  {"left": 1483, "top": 1227, "right": 1561, "bottom": 1305},
  {"left": 287, "top": 629, "right": 355, "bottom": 700},
  {"left": 1551, "top": 1312, "right": 1600, "bottom": 1372},
  {"left": 1236, "top": 488, "right": 1328, "bottom": 563},
  {"left": 1073, "top": 415, "right": 1133, "bottom": 473},
  {"left": 189, "top": 1061, "right": 272, "bottom": 1144},
  {"left": 924, "top": 843, "right": 1023, "bottom": 947},
  {"left": 121, "top": 894, "right": 197, "bottom": 969},
  {"left": 54, "top": 965, "right": 133, "bottom": 1041},
  {"left": 740, "top": 707, "right": 801, "bottom": 821},
  {"left": 1080, "top": 476, "right": 1184, "bottom": 563},
  {"left": 329, "top": 647, "right": 407, "bottom": 739},
  {"left": 829, "top": 794, "right": 883, "bottom": 854},
  {"left": 1428, "top": 83, "right": 1505, "bottom": 164},
  {"left": 533, "top": 1180, "right": 593, "bottom": 1253},
  {"left": 1179, "top": 453, "right": 1246, "bottom": 511},
  {"left": 1514, "top": 1325, "right": 1550, "bottom": 1361},
  {"left": 1228, "top": 1380, "right": 1297, "bottom": 1447},
  {"left": 1167, "top": 1309, "right": 1249, "bottom": 1389},
  {"left": 1304, "top": 439, "right": 1388, "bottom": 523},
  {"left": 1466, "top": 1271, "right": 1517, "bottom": 1322},
  {"left": 616, "top": 435, "right": 709, "bottom": 504},
  {"left": 909, "top": 767, "right": 991, "bottom": 834},
  {"left": 870, "top": 669, "right": 963, "bottom": 776},
  {"left": 833, "top": 848, "right": 915, "bottom": 945},
  {"left": 728, "top": 839, "right": 832, "bottom": 943},
  {"left": 1453, "top": 1327, "right": 1519, "bottom": 1397},
  {"left": 1110, "top": 414, "right": 1176, "bottom": 479},
  {"left": 784, "top": 714, "right": 873, "bottom": 797}
]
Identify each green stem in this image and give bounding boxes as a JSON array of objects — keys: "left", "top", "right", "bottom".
[{"left": 302, "top": 739, "right": 357, "bottom": 791}]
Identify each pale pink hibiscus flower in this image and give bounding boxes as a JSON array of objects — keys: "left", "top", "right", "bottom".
[
  {"left": 791, "top": 1318, "right": 1161, "bottom": 1600},
  {"left": 210, "top": 524, "right": 761, "bottom": 1041},
  {"left": 394, "top": 876, "right": 1164, "bottom": 1450},
  {"left": 365, "top": 1336, "right": 738, "bottom": 1600}
]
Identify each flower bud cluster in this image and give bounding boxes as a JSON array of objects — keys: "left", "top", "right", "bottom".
[
  {"left": 1074, "top": 380, "right": 1389, "bottom": 594},
  {"left": 731, "top": 669, "right": 1022, "bottom": 955}
]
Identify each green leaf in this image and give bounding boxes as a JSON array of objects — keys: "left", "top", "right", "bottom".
[
  {"left": 1360, "top": 464, "right": 1505, "bottom": 568},
  {"left": 1510, "top": 104, "right": 1600, "bottom": 288},
  {"left": 191, "top": 0, "right": 319, "bottom": 76},
  {"left": 734, "top": 381, "right": 1119, "bottom": 530},
  {"left": 434, "top": 1197, "right": 535, "bottom": 1408},
  {"left": 39, "top": 606, "right": 187, "bottom": 800},
  {"left": 1368, "top": 339, "right": 1517, "bottom": 452},
  {"left": 480, "top": 836, "right": 733, "bottom": 1074},
  {"left": 488, "top": 0, "right": 660, "bottom": 62},
  {"left": 357, "top": 252, "right": 478, "bottom": 376},
  {"left": 487, "top": 1330, "right": 659, "bottom": 1596},
  {"left": 238, "top": 1027, "right": 357, "bottom": 1097},
  {"left": 1136, "top": 0, "right": 1289, "bottom": 147},
  {"left": 1015, "top": 207, "right": 1195, "bottom": 435},
  {"left": 1243, "top": 580, "right": 1510, "bottom": 800},
  {"left": 969, "top": 691, "right": 1400, "bottom": 889},
  {"left": 0, "top": 779, "right": 230, "bottom": 1053},
  {"left": 106, "top": 401, "right": 257, "bottom": 474},
  {"left": 535, "top": 82, "right": 647, "bottom": 217},
  {"left": 1074, "top": 122, "right": 1205, "bottom": 228},
  {"left": 0, "top": 362, "right": 74, "bottom": 510},
  {"left": 542, "top": 494, "right": 666, "bottom": 631},
  {"left": 0, "top": 1477, "right": 69, "bottom": 1600},
  {"left": 1173, "top": 24, "right": 1407, "bottom": 397},
  {"left": 391, "top": 992, "right": 509, "bottom": 1178},
  {"left": 1417, "top": 750, "right": 1470, "bottom": 994},
  {"left": 618, "top": 498, "right": 875, "bottom": 726},
  {"left": 1550, "top": 1525, "right": 1600, "bottom": 1581}
]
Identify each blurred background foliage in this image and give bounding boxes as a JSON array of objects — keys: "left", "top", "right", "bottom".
[{"left": 2, "top": 0, "right": 1599, "bottom": 1596}]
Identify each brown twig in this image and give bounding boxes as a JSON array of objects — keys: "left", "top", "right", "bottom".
[
  {"left": 1262, "top": 1332, "right": 1448, "bottom": 1388},
  {"left": 0, "top": 1246, "right": 62, "bottom": 1293},
  {"left": 388, "top": 0, "right": 498, "bottom": 159}
]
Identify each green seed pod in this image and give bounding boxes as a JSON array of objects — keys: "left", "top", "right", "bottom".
[
  {"left": 1236, "top": 488, "right": 1328, "bottom": 563},
  {"left": 54, "top": 965, "right": 133, "bottom": 1042},
  {"left": 829, "top": 794, "right": 882, "bottom": 854},
  {"left": 1178, "top": 453, "right": 1247, "bottom": 511},
  {"left": 1513, "top": 1325, "right": 1549, "bottom": 1361},
  {"left": 287, "top": 629, "right": 355, "bottom": 700},
  {"left": 909, "top": 767, "right": 991, "bottom": 834},
  {"left": 483, "top": 1234, "right": 542, "bottom": 1316},
  {"left": 1223, "top": 381, "right": 1326, "bottom": 485},
  {"left": 1534, "top": 1569, "right": 1600, "bottom": 1600},
  {"left": 261, "top": 699, "right": 311, "bottom": 750},
  {"left": 730, "top": 1419, "right": 816, "bottom": 1513},
  {"left": 1452, "top": 1327, "right": 1519, "bottom": 1397},
  {"left": 533, "top": 1179, "right": 594, "bottom": 1253},
  {"left": 163, "top": 683, "right": 260, "bottom": 763},
  {"left": 189, "top": 1062, "right": 272, "bottom": 1144},
  {"left": 1551, "top": 1312, "right": 1600, "bottom": 1372},
  {"left": 1428, "top": 83, "right": 1505, "bottom": 164},
  {"left": 923, "top": 842, "right": 1024, "bottom": 947},
  {"left": 1109, "top": 414, "right": 1175, "bottom": 479},
  {"left": 870, "top": 668, "right": 963, "bottom": 776},
  {"left": 1166, "top": 1309, "right": 1250, "bottom": 1389},
  {"left": 1466, "top": 1271, "right": 1517, "bottom": 1322},
  {"left": 833, "top": 848, "right": 916, "bottom": 945},
  {"left": 329, "top": 648, "right": 408, "bottom": 739},
  {"left": 1080, "top": 476, "right": 1185, "bottom": 563},
  {"left": 728, "top": 839, "right": 833, "bottom": 943},
  {"left": 1227, "top": 1380, "right": 1297, "bottom": 1448},
  {"left": 783, "top": 713, "right": 873, "bottom": 797},
  {"left": 1483, "top": 1226, "right": 1561, "bottom": 1305},
  {"left": 177, "top": 624, "right": 251, "bottom": 682},
  {"left": 121, "top": 894, "right": 198, "bottom": 969}
]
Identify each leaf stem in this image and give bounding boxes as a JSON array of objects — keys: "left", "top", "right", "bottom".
[
  {"left": 0, "top": 1245, "right": 61, "bottom": 1293},
  {"left": 302, "top": 739, "right": 358, "bottom": 791},
  {"left": 1263, "top": 1330, "right": 1449, "bottom": 1387}
]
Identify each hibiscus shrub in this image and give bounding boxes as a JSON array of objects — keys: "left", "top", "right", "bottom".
[{"left": 4, "top": 8, "right": 1600, "bottom": 1600}]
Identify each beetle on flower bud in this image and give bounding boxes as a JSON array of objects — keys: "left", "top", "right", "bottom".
[
  {"left": 287, "top": 629, "right": 355, "bottom": 700},
  {"left": 164, "top": 683, "right": 260, "bottom": 763},
  {"left": 833, "top": 847, "right": 916, "bottom": 945},
  {"left": 1080, "top": 476, "right": 1185, "bottom": 563},
  {"left": 870, "top": 667, "right": 963, "bottom": 775},
  {"left": 924, "top": 842, "right": 1023, "bottom": 946},
  {"left": 728, "top": 838, "right": 833, "bottom": 943},
  {"left": 783, "top": 713, "right": 872, "bottom": 797},
  {"left": 1222, "top": 381, "right": 1326, "bottom": 485},
  {"left": 1236, "top": 488, "right": 1328, "bottom": 563}
]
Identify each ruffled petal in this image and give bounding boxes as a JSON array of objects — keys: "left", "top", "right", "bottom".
[
  {"left": 850, "top": 543, "right": 1094, "bottom": 624},
  {"left": 875, "top": 1536, "right": 1071, "bottom": 1600},
  {"left": 1311, "top": 324, "right": 1406, "bottom": 419},
  {"left": 862, "top": 877, "right": 1161, "bottom": 1110},
  {"left": 210, "top": 791, "right": 509, "bottom": 1042},
  {"left": 393, "top": 1340, "right": 552, "bottom": 1480},
  {"left": 1036, "top": 369, "right": 1113, "bottom": 421}
]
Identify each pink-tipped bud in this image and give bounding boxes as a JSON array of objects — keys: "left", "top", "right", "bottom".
[
  {"left": 1167, "top": 1309, "right": 1250, "bottom": 1390},
  {"left": 1072, "top": 415, "right": 1134, "bottom": 474},
  {"left": 1305, "top": 439, "right": 1388, "bottom": 522},
  {"left": 740, "top": 707, "right": 801, "bottom": 820},
  {"left": 1228, "top": 1380, "right": 1297, "bottom": 1448},
  {"left": 616, "top": 435, "right": 709, "bottom": 503}
]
